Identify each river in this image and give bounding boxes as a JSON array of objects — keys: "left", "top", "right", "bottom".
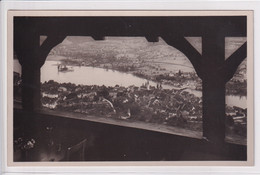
[{"left": 14, "top": 60, "right": 247, "bottom": 108}]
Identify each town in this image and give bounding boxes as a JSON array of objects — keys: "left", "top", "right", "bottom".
[
  {"left": 13, "top": 61, "right": 247, "bottom": 140},
  {"left": 39, "top": 79, "right": 247, "bottom": 139}
]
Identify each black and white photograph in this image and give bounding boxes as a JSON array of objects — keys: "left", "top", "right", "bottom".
[{"left": 9, "top": 11, "right": 253, "bottom": 165}]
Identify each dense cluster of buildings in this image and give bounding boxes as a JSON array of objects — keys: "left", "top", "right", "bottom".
[
  {"left": 40, "top": 79, "right": 247, "bottom": 136},
  {"left": 41, "top": 80, "right": 203, "bottom": 131}
]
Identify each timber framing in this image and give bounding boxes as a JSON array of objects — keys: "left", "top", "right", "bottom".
[{"left": 13, "top": 16, "right": 247, "bottom": 145}]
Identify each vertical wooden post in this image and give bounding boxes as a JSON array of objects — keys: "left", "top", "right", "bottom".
[
  {"left": 17, "top": 32, "right": 41, "bottom": 111},
  {"left": 202, "top": 34, "right": 226, "bottom": 144},
  {"left": 15, "top": 22, "right": 66, "bottom": 111},
  {"left": 202, "top": 79, "right": 226, "bottom": 144},
  {"left": 21, "top": 65, "right": 41, "bottom": 110}
]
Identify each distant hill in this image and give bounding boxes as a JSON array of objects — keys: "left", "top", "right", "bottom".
[
  {"left": 51, "top": 36, "right": 246, "bottom": 76},
  {"left": 54, "top": 36, "right": 191, "bottom": 64}
]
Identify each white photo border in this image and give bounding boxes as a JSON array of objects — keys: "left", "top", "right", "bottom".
[{"left": 1, "top": 0, "right": 260, "bottom": 174}]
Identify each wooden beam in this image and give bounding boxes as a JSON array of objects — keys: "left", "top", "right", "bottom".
[
  {"left": 14, "top": 16, "right": 247, "bottom": 37},
  {"left": 91, "top": 36, "right": 105, "bottom": 41},
  {"left": 161, "top": 35, "right": 203, "bottom": 79},
  {"left": 145, "top": 36, "right": 159, "bottom": 42},
  {"left": 220, "top": 42, "right": 247, "bottom": 83}
]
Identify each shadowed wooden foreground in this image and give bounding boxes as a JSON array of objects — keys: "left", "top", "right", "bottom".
[{"left": 14, "top": 107, "right": 246, "bottom": 161}]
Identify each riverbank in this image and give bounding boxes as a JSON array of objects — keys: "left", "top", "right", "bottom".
[{"left": 47, "top": 54, "right": 247, "bottom": 96}]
